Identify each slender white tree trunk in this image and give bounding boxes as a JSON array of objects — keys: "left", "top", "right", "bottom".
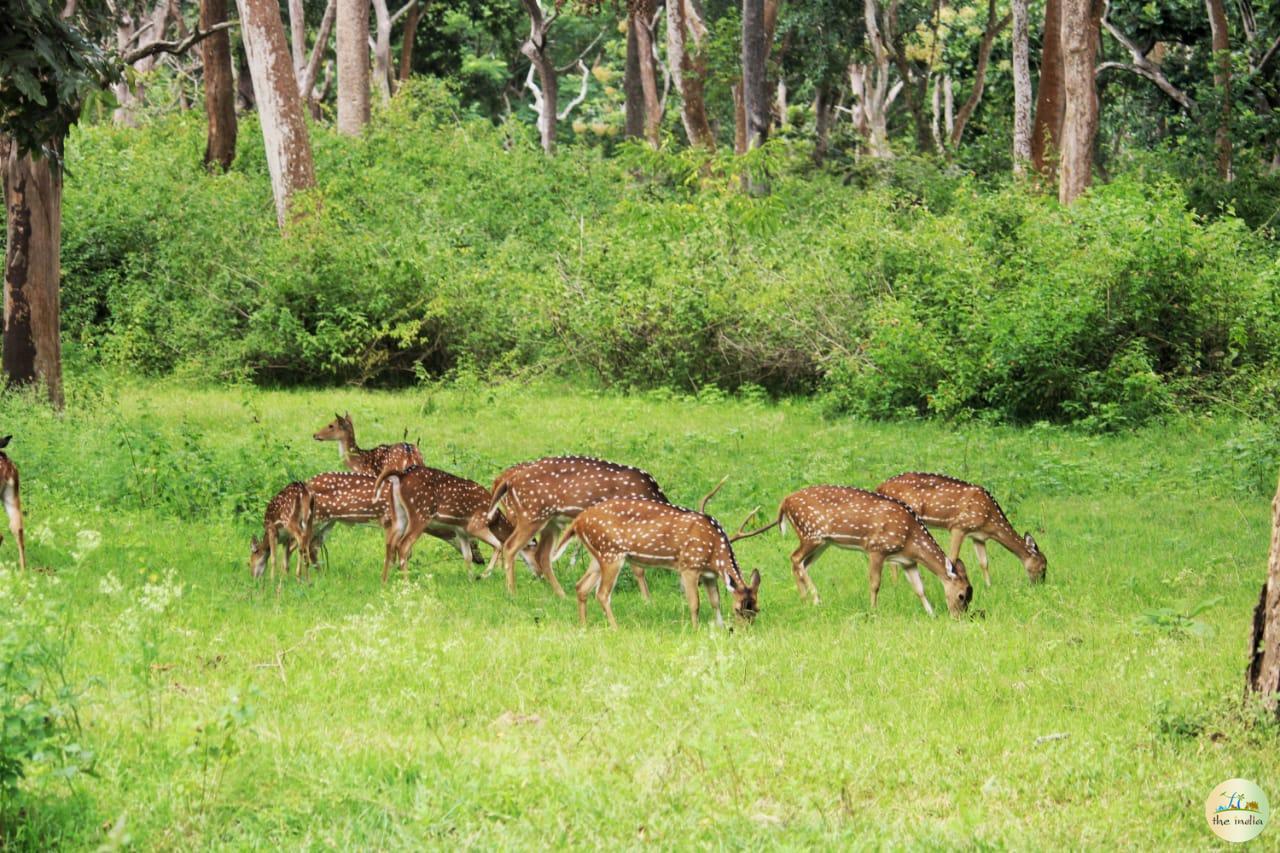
[
  {"left": 1011, "top": 0, "right": 1032, "bottom": 174},
  {"left": 235, "top": 0, "right": 318, "bottom": 226},
  {"left": 336, "top": 0, "right": 371, "bottom": 134}
]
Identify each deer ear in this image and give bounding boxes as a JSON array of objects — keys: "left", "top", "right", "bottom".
[
  {"left": 750, "top": 569, "right": 761, "bottom": 590},
  {"left": 945, "top": 557, "right": 957, "bottom": 579},
  {"left": 334, "top": 412, "right": 342, "bottom": 420},
  {"left": 0, "top": 435, "right": 10, "bottom": 448},
  {"left": 1024, "top": 532, "right": 1038, "bottom": 553}
]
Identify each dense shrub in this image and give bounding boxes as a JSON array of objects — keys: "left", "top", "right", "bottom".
[{"left": 57, "top": 81, "right": 1280, "bottom": 425}]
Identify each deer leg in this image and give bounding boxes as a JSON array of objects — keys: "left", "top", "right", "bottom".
[
  {"left": 679, "top": 571, "right": 701, "bottom": 628},
  {"left": 575, "top": 556, "right": 602, "bottom": 626},
  {"left": 868, "top": 552, "right": 885, "bottom": 609},
  {"left": 790, "top": 540, "right": 823, "bottom": 605},
  {"left": 903, "top": 566, "right": 935, "bottom": 617},
  {"left": 633, "top": 565, "right": 652, "bottom": 602},
  {"left": 533, "top": 522, "right": 567, "bottom": 598},
  {"left": 3, "top": 482, "right": 25, "bottom": 573},
  {"left": 457, "top": 536, "right": 475, "bottom": 569},
  {"left": 502, "top": 518, "right": 543, "bottom": 595},
  {"left": 595, "top": 558, "right": 624, "bottom": 629},
  {"left": 701, "top": 575, "right": 723, "bottom": 627},
  {"left": 972, "top": 539, "right": 991, "bottom": 587}
]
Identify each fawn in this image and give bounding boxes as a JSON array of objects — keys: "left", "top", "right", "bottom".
[
  {"left": 248, "top": 481, "right": 313, "bottom": 588},
  {"left": 0, "top": 436, "right": 26, "bottom": 572}
]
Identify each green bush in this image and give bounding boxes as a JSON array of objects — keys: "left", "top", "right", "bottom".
[{"left": 57, "top": 81, "right": 1280, "bottom": 425}]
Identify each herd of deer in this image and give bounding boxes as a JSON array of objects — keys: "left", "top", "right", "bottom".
[
  {"left": 0, "top": 416, "right": 1047, "bottom": 628},
  {"left": 243, "top": 413, "right": 1047, "bottom": 627}
]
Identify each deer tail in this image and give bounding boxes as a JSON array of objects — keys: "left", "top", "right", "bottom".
[
  {"left": 388, "top": 475, "right": 409, "bottom": 541},
  {"left": 551, "top": 520, "right": 580, "bottom": 563},
  {"left": 486, "top": 477, "right": 510, "bottom": 523}
]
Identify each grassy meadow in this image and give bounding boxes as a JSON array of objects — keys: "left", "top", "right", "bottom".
[{"left": 2, "top": 378, "right": 1278, "bottom": 848}]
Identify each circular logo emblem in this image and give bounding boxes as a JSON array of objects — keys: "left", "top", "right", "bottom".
[{"left": 1206, "top": 779, "right": 1269, "bottom": 843}]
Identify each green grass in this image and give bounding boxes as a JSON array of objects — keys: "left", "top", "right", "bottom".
[{"left": 2, "top": 378, "right": 1278, "bottom": 848}]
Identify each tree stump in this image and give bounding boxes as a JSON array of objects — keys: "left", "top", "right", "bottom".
[{"left": 1247, "top": 472, "right": 1280, "bottom": 713}]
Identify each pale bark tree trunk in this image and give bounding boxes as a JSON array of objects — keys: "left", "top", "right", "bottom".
[
  {"left": 289, "top": 0, "right": 307, "bottom": 82},
  {"left": 1011, "top": 0, "right": 1032, "bottom": 174},
  {"left": 398, "top": 0, "right": 420, "bottom": 81},
  {"left": 113, "top": 11, "right": 140, "bottom": 127},
  {"left": 668, "top": 0, "right": 714, "bottom": 149},
  {"left": 300, "top": 0, "right": 337, "bottom": 109},
  {"left": 854, "top": 0, "right": 900, "bottom": 159},
  {"left": 1059, "top": 0, "right": 1101, "bottom": 204},
  {"left": 115, "top": 0, "right": 173, "bottom": 126},
  {"left": 1205, "top": 0, "right": 1232, "bottom": 180},
  {"left": 949, "top": 0, "right": 1011, "bottom": 147},
  {"left": 632, "top": 2, "right": 662, "bottom": 147},
  {"left": 1032, "top": 0, "right": 1065, "bottom": 176},
  {"left": 2, "top": 143, "right": 63, "bottom": 408},
  {"left": 520, "top": 0, "right": 558, "bottom": 154},
  {"left": 1247, "top": 473, "right": 1280, "bottom": 714},
  {"left": 624, "top": 14, "right": 645, "bottom": 139},
  {"left": 202, "top": 0, "right": 238, "bottom": 171},
  {"left": 944, "top": 74, "right": 954, "bottom": 136},
  {"left": 235, "top": 0, "right": 318, "bottom": 226},
  {"left": 336, "top": 0, "right": 371, "bottom": 133}
]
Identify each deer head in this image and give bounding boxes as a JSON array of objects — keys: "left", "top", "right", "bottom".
[
  {"left": 313, "top": 413, "right": 354, "bottom": 443},
  {"left": 1023, "top": 532, "right": 1047, "bottom": 583},
  {"left": 942, "top": 557, "right": 973, "bottom": 615},
  {"left": 248, "top": 535, "right": 269, "bottom": 578},
  {"left": 730, "top": 568, "right": 762, "bottom": 622}
]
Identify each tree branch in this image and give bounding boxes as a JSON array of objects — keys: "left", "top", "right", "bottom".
[
  {"left": 556, "top": 59, "right": 590, "bottom": 120},
  {"left": 301, "top": 0, "right": 337, "bottom": 99},
  {"left": 390, "top": 0, "right": 416, "bottom": 26},
  {"left": 949, "top": 4, "right": 1011, "bottom": 147},
  {"left": 1258, "top": 32, "right": 1280, "bottom": 73},
  {"left": 122, "top": 21, "right": 235, "bottom": 65},
  {"left": 1099, "top": 1, "right": 1194, "bottom": 111}
]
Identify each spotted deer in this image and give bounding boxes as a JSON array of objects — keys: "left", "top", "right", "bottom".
[
  {"left": 248, "top": 482, "right": 313, "bottom": 587},
  {"left": 554, "top": 498, "right": 761, "bottom": 628},
  {"left": 734, "top": 486, "right": 973, "bottom": 616},
  {"left": 876, "top": 472, "right": 1046, "bottom": 585},
  {"left": 486, "top": 456, "right": 670, "bottom": 597},
  {"left": 305, "top": 471, "right": 408, "bottom": 583},
  {"left": 313, "top": 413, "right": 424, "bottom": 486},
  {"left": 0, "top": 436, "right": 26, "bottom": 572},
  {"left": 382, "top": 464, "right": 538, "bottom": 578}
]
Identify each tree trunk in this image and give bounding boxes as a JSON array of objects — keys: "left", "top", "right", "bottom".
[
  {"left": 1032, "top": 0, "right": 1065, "bottom": 176},
  {"left": 235, "top": 0, "right": 318, "bottom": 226},
  {"left": 1205, "top": 0, "right": 1232, "bottom": 180},
  {"left": 3, "top": 144, "right": 63, "bottom": 408},
  {"left": 813, "top": 84, "right": 833, "bottom": 164},
  {"left": 1011, "top": 0, "right": 1032, "bottom": 174},
  {"left": 949, "top": 0, "right": 1011, "bottom": 147},
  {"left": 624, "top": 13, "right": 645, "bottom": 139},
  {"left": 633, "top": 3, "right": 662, "bottom": 147},
  {"left": 1058, "top": 0, "right": 1101, "bottom": 204},
  {"left": 1247, "top": 473, "right": 1280, "bottom": 714},
  {"left": 742, "top": 0, "right": 769, "bottom": 160},
  {"left": 372, "top": 0, "right": 394, "bottom": 102},
  {"left": 398, "top": 0, "right": 420, "bottom": 81},
  {"left": 301, "top": 0, "right": 337, "bottom": 109},
  {"left": 202, "top": 0, "right": 238, "bottom": 171},
  {"left": 668, "top": 0, "right": 715, "bottom": 149},
  {"left": 520, "top": 0, "right": 557, "bottom": 154},
  {"left": 336, "top": 0, "right": 371, "bottom": 133},
  {"left": 236, "top": 46, "right": 257, "bottom": 110},
  {"left": 289, "top": 0, "right": 307, "bottom": 83}
]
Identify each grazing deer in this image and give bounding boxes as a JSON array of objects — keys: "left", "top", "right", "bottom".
[
  {"left": 382, "top": 464, "right": 538, "bottom": 578},
  {"left": 734, "top": 486, "right": 972, "bottom": 617},
  {"left": 313, "top": 413, "right": 424, "bottom": 487},
  {"left": 876, "top": 472, "right": 1046, "bottom": 585},
  {"left": 305, "top": 471, "right": 408, "bottom": 583},
  {"left": 0, "top": 436, "right": 26, "bottom": 572},
  {"left": 554, "top": 498, "right": 761, "bottom": 628},
  {"left": 248, "top": 482, "right": 313, "bottom": 587},
  {"left": 486, "top": 456, "right": 669, "bottom": 597}
]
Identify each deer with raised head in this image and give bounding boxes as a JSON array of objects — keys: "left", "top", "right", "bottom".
[
  {"left": 554, "top": 498, "right": 761, "bottom": 628},
  {"left": 248, "top": 481, "right": 313, "bottom": 587},
  {"left": 305, "top": 471, "right": 408, "bottom": 583},
  {"left": 380, "top": 464, "right": 539, "bottom": 578},
  {"left": 313, "top": 412, "right": 424, "bottom": 486},
  {"left": 0, "top": 436, "right": 26, "bottom": 572},
  {"left": 734, "top": 486, "right": 973, "bottom": 617},
  {"left": 876, "top": 472, "right": 1045, "bottom": 585},
  {"left": 486, "top": 456, "right": 670, "bottom": 597}
]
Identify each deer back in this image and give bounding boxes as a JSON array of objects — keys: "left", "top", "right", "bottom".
[
  {"left": 264, "top": 481, "right": 310, "bottom": 529},
  {"left": 306, "top": 472, "right": 392, "bottom": 523},
  {"left": 782, "top": 486, "right": 940, "bottom": 560},
  {"left": 498, "top": 456, "right": 667, "bottom": 522},
  {"left": 358, "top": 442, "right": 425, "bottom": 478},
  {"left": 877, "top": 472, "right": 1004, "bottom": 532}
]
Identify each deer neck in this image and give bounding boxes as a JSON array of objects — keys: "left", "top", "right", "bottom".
[
  {"left": 988, "top": 521, "right": 1033, "bottom": 565},
  {"left": 338, "top": 433, "right": 361, "bottom": 465}
]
